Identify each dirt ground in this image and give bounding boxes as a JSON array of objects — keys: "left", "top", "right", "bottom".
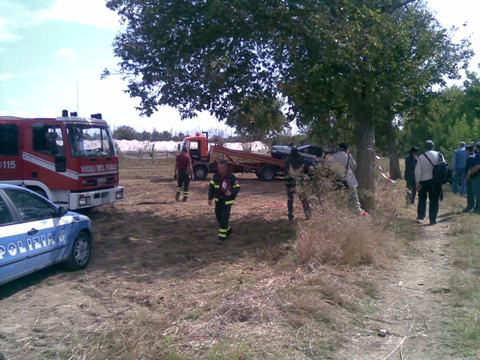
[
  {"left": 340, "top": 194, "right": 467, "bottom": 360},
  {"left": 0, "top": 158, "right": 472, "bottom": 359},
  {"left": 0, "top": 158, "right": 306, "bottom": 359}
]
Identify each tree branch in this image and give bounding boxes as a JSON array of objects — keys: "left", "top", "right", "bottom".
[{"left": 383, "top": 0, "right": 419, "bottom": 13}]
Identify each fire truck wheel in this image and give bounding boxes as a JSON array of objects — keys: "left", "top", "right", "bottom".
[
  {"left": 64, "top": 232, "right": 92, "bottom": 270},
  {"left": 259, "top": 166, "right": 277, "bottom": 181},
  {"left": 193, "top": 165, "right": 208, "bottom": 180}
]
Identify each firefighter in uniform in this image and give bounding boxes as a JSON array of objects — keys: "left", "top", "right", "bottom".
[
  {"left": 174, "top": 147, "right": 193, "bottom": 202},
  {"left": 208, "top": 160, "right": 240, "bottom": 243},
  {"left": 285, "top": 147, "right": 311, "bottom": 221}
]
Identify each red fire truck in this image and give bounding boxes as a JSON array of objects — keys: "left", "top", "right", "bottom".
[{"left": 0, "top": 111, "right": 124, "bottom": 210}]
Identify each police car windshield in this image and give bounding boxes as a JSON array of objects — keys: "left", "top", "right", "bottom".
[{"left": 67, "top": 124, "right": 115, "bottom": 157}]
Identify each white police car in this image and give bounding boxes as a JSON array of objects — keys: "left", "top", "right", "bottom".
[{"left": 0, "top": 184, "right": 92, "bottom": 286}]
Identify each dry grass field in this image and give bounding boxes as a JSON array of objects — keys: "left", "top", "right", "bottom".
[{"left": 0, "top": 157, "right": 394, "bottom": 359}]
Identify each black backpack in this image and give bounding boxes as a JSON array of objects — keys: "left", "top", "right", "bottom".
[{"left": 423, "top": 153, "right": 450, "bottom": 186}]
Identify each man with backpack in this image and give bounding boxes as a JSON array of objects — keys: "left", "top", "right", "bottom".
[{"left": 415, "top": 140, "right": 447, "bottom": 225}]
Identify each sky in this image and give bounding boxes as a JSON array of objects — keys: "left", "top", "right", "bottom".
[{"left": 0, "top": 0, "right": 479, "bottom": 133}]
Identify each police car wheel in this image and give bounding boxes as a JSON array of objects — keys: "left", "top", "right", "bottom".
[{"left": 65, "top": 232, "right": 91, "bottom": 270}]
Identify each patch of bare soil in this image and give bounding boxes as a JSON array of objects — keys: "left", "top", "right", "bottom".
[
  {"left": 1, "top": 158, "right": 368, "bottom": 359},
  {"left": 339, "top": 194, "right": 460, "bottom": 360},
  {"left": 1, "top": 157, "right": 430, "bottom": 359}
]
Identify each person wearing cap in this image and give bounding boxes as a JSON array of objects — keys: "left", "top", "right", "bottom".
[
  {"left": 415, "top": 140, "right": 445, "bottom": 225},
  {"left": 463, "top": 143, "right": 476, "bottom": 213},
  {"left": 405, "top": 146, "right": 419, "bottom": 204},
  {"left": 330, "top": 143, "right": 364, "bottom": 214},
  {"left": 284, "top": 146, "right": 311, "bottom": 220},
  {"left": 452, "top": 141, "right": 468, "bottom": 196}
]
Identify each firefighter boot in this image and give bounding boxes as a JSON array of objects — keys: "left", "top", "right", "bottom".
[{"left": 217, "top": 228, "right": 228, "bottom": 244}]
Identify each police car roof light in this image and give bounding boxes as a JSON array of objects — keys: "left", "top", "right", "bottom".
[{"left": 62, "top": 109, "right": 69, "bottom": 117}]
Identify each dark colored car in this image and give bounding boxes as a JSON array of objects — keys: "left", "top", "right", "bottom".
[{"left": 271, "top": 144, "right": 324, "bottom": 166}]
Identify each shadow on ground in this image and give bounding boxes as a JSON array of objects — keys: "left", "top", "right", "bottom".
[{"left": 0, "top": 207, "right": 296, "bottom": 298}]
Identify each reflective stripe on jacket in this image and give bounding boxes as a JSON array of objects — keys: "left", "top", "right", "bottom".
[{"left": 208, "top": 172, "right": 240, "bottom": 204}]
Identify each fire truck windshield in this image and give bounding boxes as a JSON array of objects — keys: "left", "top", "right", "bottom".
[{"left": 66, "top": 124, "right": 115, "bottom": 157}]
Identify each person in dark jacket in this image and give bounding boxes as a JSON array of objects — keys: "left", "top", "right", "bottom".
[
  {"left": 285, "top": 146, "right": 311, "bottom": 220},
  {"left": 208, "top": 160, "right": 240, "bottom": 243},
  {"left": 404, "top": 146, "right": 419, "bottom": 204},
  {"left": 463, "top": 144, "right": 476, "bottom": 212},
  {"left": 467, "top": 142, "right": 480, "bottom": 214}
]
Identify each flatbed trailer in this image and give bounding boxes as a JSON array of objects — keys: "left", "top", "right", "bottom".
[{"left": 182, "top": 134, "right": 284, "bottom": 181}]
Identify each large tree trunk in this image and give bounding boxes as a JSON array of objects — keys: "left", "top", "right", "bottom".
[
  {"left": 386, "top": 119, "right": 402, "bottom": 180},
  {"left": 353, "top": 109, "right": 376, "bottom": 211}
]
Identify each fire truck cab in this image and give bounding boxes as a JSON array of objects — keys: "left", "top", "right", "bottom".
[{"left": 0, "top": 112, "right": 124, "bottom": 210}]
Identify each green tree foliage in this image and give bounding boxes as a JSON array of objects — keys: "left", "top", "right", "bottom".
[
  {"left": 140, "top": 130, "right": 151, "bottom": 141},
  {"left": 461, "top": 72, "right": 480, "bottom": 122},
  {"left": 113, "top": 127, "right": 190, "bottom": 141},
  {"left": 399, "top": 74, "right": 480, "bottom": 160},
  {"left": 308, "top": 113, "right": 355, "bottom": 149},
  {"left": 113, "top": 125, "right": 139, "bottom": 140},
  {"left": 106, "top": 0, "right": 470, "bottom": 208},
  {"left": 226, "top": 96, "right": 289, "bottom": 139}
]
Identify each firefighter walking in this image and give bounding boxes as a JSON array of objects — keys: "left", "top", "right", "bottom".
[
  {"left": 174, "top": 147, "right": 193, "bottom": 202},
  {"left": 208, "top": 160, "right": 240, "bottom": 243}
]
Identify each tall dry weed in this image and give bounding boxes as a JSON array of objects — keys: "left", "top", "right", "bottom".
[
  {"left": 295, "top": 164, "right": 397, "bottom": 267},
  {"left": 372, "top": 178, "right": 404, "bottom": 229}
]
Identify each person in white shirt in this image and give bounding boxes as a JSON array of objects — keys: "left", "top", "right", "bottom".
[
  {"left": 415, "top": 140, "right": 445, "bottom": 225},
  {"left": 330, "top": 143, "right": 363, "bottom": 214}
]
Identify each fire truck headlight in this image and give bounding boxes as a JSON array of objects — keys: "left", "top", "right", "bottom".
[
  {"left": 116, "top": 189, "right": 124, "bottom": 200},
  {"left": 78, "top": 194, "right": 91, "bottom": 207}
]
